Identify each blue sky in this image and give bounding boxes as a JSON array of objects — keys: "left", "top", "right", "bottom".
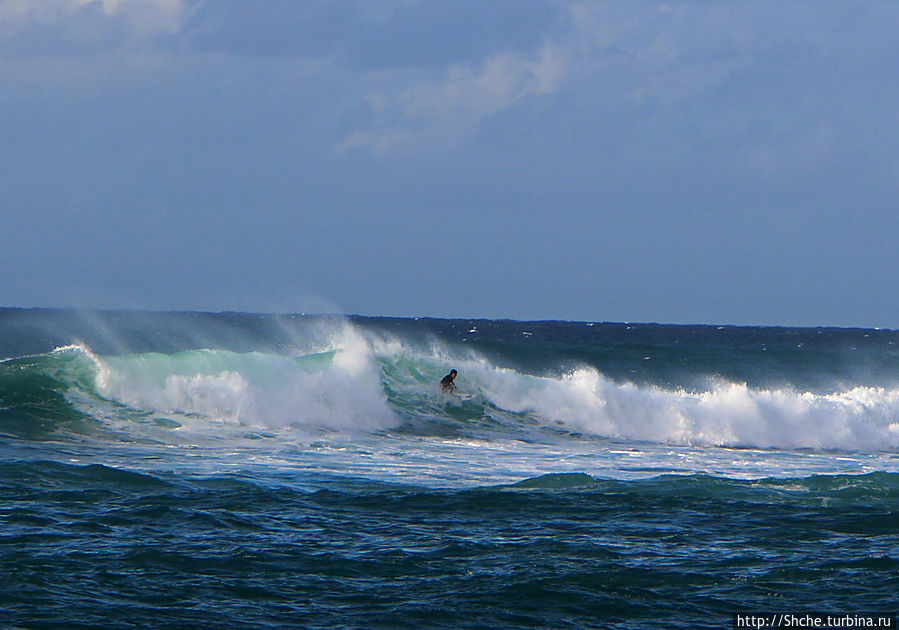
[{"left": 1, "top": 1, "right": 897, "bottom": 326}]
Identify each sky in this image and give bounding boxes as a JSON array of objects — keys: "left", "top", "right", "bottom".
[{"left": 1, "top": 0, "right": 897, "bottom": 326}]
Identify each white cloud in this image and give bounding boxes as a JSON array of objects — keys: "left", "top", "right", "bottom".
[
  {"left": 0, "top": 0, "right": 187, "bottom": 38},
  {"left": 402, "top": 42, "right": 567, "bottom": 119},
  {"left": 337, "top": 40, "right": 569, "bottom": 155}
]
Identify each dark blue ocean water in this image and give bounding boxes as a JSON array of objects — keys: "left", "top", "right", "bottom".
[{"left": 1, "top": 308, "right": 898, "bottom": 628}]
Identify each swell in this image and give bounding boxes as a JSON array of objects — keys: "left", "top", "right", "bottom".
[
  {"left": 504, "top": 470, "right": 899, "bottom": 503},
  {"left": 5, "top": 459, "right": 899, "bottom": 506}
]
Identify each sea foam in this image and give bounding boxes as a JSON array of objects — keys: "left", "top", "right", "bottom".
[
  {"left": 472, "top": 363, "right": 899, "bottom": 450},
  {"left": 92, "top": 325, "right": 397, "bottom": 434}
]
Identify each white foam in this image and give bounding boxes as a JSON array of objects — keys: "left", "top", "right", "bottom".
[
  {"left": 473, "top": 364, "right": 899, "bottom": 450},
  {"left": 92, "top": 324, "right": 397, "bottom": 434}
]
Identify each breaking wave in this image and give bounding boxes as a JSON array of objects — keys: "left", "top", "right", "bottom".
[{"left": 2, "top": 324, "right": 899, "bottom": 452}]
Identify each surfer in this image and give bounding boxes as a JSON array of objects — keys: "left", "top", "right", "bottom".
[{"left": 440, "top": 369, "right": 457, "bottom": 395}]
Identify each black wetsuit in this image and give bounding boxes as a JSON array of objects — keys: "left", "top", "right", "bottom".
[{"left": 440, "top": 372, "right": 456, "bottom": 394}]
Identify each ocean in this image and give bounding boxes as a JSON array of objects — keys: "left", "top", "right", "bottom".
[{"left": 1, "top": 308, "right": 897, "bottom": 629}]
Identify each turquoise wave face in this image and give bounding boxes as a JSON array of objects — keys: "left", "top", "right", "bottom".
[{"left": 0, "top": 347, "right": 98, "bottom": 439}]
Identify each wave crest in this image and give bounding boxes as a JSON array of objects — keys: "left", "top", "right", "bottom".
[
  {"left": 94, "top": 329, "right": 396, "bottom": 434},
  {"left": 475, "top": 364, "right": 899, "bottom": 450}
]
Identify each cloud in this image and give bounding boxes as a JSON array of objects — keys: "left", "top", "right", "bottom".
[
  {"left": 336, "top": 40, "right": 569, "bottom": 155},
  {"left": 403, "top": 42, "right": 567, "bottom": 118},
  {"left": 0, "top": 0, "right": 187, "bottom": 39}
]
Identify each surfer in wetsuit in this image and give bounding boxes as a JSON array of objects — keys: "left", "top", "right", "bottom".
[{"left": 440, "top": 369, "right": 457, "bottom": 395}]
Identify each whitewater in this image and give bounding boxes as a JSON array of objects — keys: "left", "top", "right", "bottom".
[{"left": 2, "top": 308, "right": 897, "bottom": 628}]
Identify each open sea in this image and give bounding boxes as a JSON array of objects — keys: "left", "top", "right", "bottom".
[{"left": 1, "top": 308, "right": 897, "bottom": 629}]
